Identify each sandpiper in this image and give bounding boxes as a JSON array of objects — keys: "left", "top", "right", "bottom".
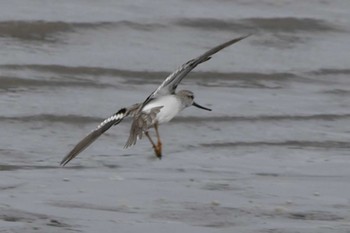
[{"left": 60, "top": 35, "right": 249, "bottom": 166}]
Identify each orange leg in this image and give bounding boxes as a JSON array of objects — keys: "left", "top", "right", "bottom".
[
  {"left": 145, "top": 131, "right": 161, "bottom": 159},
  {"left": 154, "top": 123, "right": 162, "bottom": 159},
  {"left": 145, "top": 131, "right": 157, "bottom": 150}
]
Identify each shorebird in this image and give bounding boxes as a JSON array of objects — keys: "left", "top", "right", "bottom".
[{"left": 60, "top": 35, "right": 249, "bottom": 166}]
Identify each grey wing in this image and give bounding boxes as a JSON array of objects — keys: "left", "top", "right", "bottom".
[
  {"left": 143, "top": 34, "right": 250, "bottom": 104},
  {"left": 60, "top": 104, "right": 140, "bottom": 166}
]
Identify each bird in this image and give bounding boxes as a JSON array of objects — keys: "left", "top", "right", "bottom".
[{"left": 60, "top": 34, "right": 250, "bottom": 166}]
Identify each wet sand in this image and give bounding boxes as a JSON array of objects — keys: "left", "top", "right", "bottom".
[{"left": 1, "top": 0, "right": 350, "bottom": 232}]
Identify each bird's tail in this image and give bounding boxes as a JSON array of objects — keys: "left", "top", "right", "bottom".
[{"left": 124, "top": 106, "right": 163, "bottom": 148}]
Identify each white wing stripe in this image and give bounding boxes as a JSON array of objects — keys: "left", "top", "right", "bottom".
[{"left": 97, "top": 112, "right": 125, "bottom": 129}]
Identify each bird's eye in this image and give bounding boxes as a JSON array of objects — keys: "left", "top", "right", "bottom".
[{"left": 189, "top": 95, "right": 194, "bottom": 99}]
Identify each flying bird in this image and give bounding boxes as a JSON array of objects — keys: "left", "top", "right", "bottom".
[{"left": 61, "top": 35, "right": 249, "bottom": 166}]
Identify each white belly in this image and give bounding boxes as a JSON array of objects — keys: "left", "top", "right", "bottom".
[{"left": 142, "top": 95, "right": 182, "bottom": 124}]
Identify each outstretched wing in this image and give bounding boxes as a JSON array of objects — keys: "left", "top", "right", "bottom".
[
  {"left": 142, "top": 34, "right": 250, "bottom": 106},
  {"left": 60, "top": 104, "right": 140, "bottom": 166}
]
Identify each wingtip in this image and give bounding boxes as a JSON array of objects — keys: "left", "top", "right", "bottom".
[
  {"left": 236, "top": 33, "right": 253, "bottom": 42},
  {"left": 60, "top": 152, "right": 76, "bottom": 167},
  {"left": 60, "top": 157, "right": 70, "bottom": 167},
  {"left": 244, "top": 33, "right": 253, "bottom": 38}
]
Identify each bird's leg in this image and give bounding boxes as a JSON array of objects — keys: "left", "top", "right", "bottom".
[
  {"left": 145, "top": 131, "right": 157, "bottom": 152},
  {"left": 154, "top": 123, "right": 162, "bottom": 159},
  {"left": 145, "top": 130, "right": 162, "bottom": 159}
]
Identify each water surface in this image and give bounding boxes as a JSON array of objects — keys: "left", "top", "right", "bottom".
[{"left": 1, "top": 1, "right": 350, "bottom": 232}]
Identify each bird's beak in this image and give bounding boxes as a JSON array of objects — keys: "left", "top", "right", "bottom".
[{"left": 193, "top": 101, "right": 212, "bottom": 111}]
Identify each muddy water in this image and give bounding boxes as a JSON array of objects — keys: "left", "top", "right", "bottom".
[{"left": 1, "top": 1, "right": 350, "bottom": 232}]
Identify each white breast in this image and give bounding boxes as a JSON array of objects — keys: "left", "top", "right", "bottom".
[{"left": 142, "top": 95, "right": 182, "bottom": 124}]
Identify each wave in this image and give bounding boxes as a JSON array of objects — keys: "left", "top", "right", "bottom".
[
  {"left": 0, "top": 20, "right": 165, "bottom": 41},
  {"left": 0, "top": 114, "right": 100, "bottom": 125},
  {"left": 0, "top": 76, "right": 112, "bottom": 90},
  {"left": 309, "top": 68, "right": 350, "bottom": 76},
  {"left": 0, "top": 164, "right": 62, "bottom": 171},
  {"left": 173, "top": 113, "right": 350, "bottom": 123},
  {"left": 201, "top": 140, "right": 350, "bottom": 149},
  {"left": 49, "top": 201, "right": 136, "bottom": 213},
  {"left": 1, "top": 64, "right": 305, "bottom": 91},
  {"left": 0, "top": 17, "right": 342, "bottom": 43},
  {"left": 0, "top": 64, "right": 302, "bottom": 81},
  {"left": 323, "top": 89, "right": 350, "bottom": 96},
  {"left": 3, "top": 113, "right": 350, "bottom": 124},
  {"left": 175, "top": 17, "right": 342, "bottom": 33},
  {"left": 0, "top": 64, "right": 167, "bottom": 78}
]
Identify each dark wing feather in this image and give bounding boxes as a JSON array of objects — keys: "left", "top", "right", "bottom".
[
  {"left": 60, "top": 119, "right": 119, "bottom": 166},
  {"left": 60, "top": 105, "right": 139, "bottom": 166},
  {"left": 142, "top": 34, "right": 250, "bottom": 107}
]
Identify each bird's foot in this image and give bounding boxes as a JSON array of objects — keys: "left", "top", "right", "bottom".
[{"left": 154, "top": 143, "right": 162, "bottom": 159}]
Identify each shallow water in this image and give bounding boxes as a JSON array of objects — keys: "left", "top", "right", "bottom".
[{"left": 1, "top": 1, "right": 350, "bottom": 232}]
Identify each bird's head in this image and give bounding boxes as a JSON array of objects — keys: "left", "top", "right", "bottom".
[{"left": 177, "top": 90, "right": 212, "bottom": 111}]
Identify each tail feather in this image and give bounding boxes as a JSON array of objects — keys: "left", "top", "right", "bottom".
[{"left": 124, "top": 106, "right": 163, "bottom": 148}]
